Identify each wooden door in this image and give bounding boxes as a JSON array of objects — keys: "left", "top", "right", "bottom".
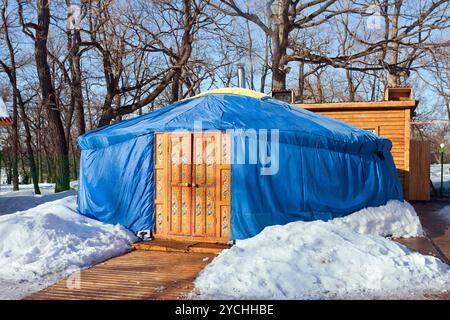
[
  {"left": 192, "top": 132, "right": 217, "bottom": 237},
  {"left": 168, "top": 132, "right": 193, "bottom": 236},
  {"left": 408, "top": 140, "right": 431, "bottom": 201},
  {"left": 154, "top": 131, "right": 230, "bottom": 243}
]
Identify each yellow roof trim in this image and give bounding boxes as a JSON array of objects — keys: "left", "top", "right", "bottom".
[{"left": 183, "top": 87, "right": 269, "bottom": 101}]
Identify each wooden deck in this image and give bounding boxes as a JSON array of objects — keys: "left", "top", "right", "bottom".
[
  {"left": 132, "top": 239, "right": 231, "bottom": 254},
  {"left": 26, "top": 250, "right": 215, "bottom": 300}
]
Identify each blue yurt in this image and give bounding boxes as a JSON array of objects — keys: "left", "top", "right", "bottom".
[{"left": 77, "top": 88, "right": 403, "bottom": 241}]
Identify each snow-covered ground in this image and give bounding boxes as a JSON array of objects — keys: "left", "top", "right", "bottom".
[
  {"left": 0, "top": 182, "right": 54, "bottom": 196},
  {"left": 0, "top": 186, "right": 137, "bottom": 300},
  {"left": 0, "top": 182, "right": 78, "bottom": 215},
  {"left": 191, "top": 201, "right": 450, "bottom": 299},
  {"left": 0, "top": 181, "right": 78, "bottom": 196},
  {"left": 1, "top": 182, "right": 449, "bottom": 300},
  {"left": 438, "top": 206, "right": 450, "bottom": 224},
  {"left": 431, "top": 164, "right": 450, "bottom": 195},
  {"left": 0, "top": 184, "right": 70, "bottom": 216}
]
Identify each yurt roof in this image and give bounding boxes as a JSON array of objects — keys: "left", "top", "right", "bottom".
[{"left": 78, "top": 88, "right": 390, "bottom": 154}]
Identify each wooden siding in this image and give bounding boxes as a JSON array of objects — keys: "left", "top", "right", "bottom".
[{"left": 409, "top": 140, "right": 431, "bottom": 201}]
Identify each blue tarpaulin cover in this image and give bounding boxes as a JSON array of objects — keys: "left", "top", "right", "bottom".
[{"left": 77, "top": 93, "right": 403, "bottom": 239}]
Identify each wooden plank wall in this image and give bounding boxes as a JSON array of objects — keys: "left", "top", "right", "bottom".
[
  {"left": 313, "top": 109, "right": 410, "bottom": 197},
  {"left": 409, "top": 140, "right": 431, "bottom": 201}
]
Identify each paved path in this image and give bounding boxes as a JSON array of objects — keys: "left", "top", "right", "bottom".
[{"left": 412, "top": 200, "right": 450, "bottom": 263}]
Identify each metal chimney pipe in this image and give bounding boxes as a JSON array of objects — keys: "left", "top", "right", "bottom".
[{"left": 237, "top": 64, "right": 246, "bottom": 89}]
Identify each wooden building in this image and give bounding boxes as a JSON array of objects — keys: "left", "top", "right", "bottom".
[
  {"left": 0, "top": 97, "right": 12, "bottom": 127},
  {"left": 295, "top": 88, "right": 430, "bottom": 201},
  {"left": 0, "top": 117, "right": 12, "bottom": 127}
]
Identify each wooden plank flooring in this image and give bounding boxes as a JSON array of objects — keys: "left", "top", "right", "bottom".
[
  {"left": 26, "top": 250, "right": 215, "bottom": 300},
  {"left": 132, "top": 239, "right": 231, "bottom": 254}
]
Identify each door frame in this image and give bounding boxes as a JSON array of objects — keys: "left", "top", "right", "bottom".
[{"left": 153, "top": 131, "right": 231, "bottom": 243}]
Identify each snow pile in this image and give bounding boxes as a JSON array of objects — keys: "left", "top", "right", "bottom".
[
  {"left": 0, "top": 196, "right": 137, "bottom": 299},
  {"left": 191, "top": 201, "right": 449, "bottom": 299},
  {"left": 438, "top": 206, "right": 450, "bottom": 224},
  {"left": 191, "top": 220, "right": 450, "bottom": 299},
  {"left": 70, "top": 180, "right": 79, "bottom": 191},
  {"left": 431, "top": 164, "right": 450, "bottom": 193},
  {"left": 331, "top": 200, "right": 423, "bottom": 238}
]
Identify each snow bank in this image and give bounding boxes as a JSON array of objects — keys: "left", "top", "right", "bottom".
[
  {"left": 191, "top": 220, "right": 450, "bottom": 299},
  {"left": 0, "top": 196, "right": 137, "bottom": 299},
  {"left": 192, "top": 201, "right": 448, "bottom": 299},
  {"left": 331, "top": 200, "right": 423, "bottom": 238},
  {"left": 438, "top": 206, "right": 450, "bottom": 224},
  {"left": 431, "top": 164, "right": 450, "bottom": 193}
]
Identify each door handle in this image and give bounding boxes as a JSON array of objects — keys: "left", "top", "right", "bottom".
[{"left": 180, "top": 182, "right": 191, "bottom": 187}]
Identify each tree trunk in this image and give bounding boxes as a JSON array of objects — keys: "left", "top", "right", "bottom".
[
  {"left": 271, "top": 0, "right": 290, "bottom": 91},
  {"left": 19, "top": 100, "right": 41, "bottom": 194},
  {"left": 67, "top": 6, "right": 86, "bottom": 137},
  {"left": 35, "top": 0, "right": 70, "bottom": 192},
  {"left": 346, "top": 69, "right": 356, "bottom": 101},
  {"left": 271, "top": 43, "right": 287, "bottom": 91},
  {"left": 11, "top": 94, "right": 19, "bottom": 191},
  {"left": 298, "top": 62, "right": 304, "bottom": 103},
  {"left": 388, "top": 0, "right": 403, "bottom": 87},
  {"left": 2, "top": 0, "right": 41, "bottom": 194},
  {"left": 98, "top": 90, "right": 116, "bottom": 127},
  {"left": 1, "top": 0, "right": 19, "bottom": 190},
  {"left": 260, "top": 35, "right": 270, "bottom": 93},
  {"left": 246, "top": 17, "right": 255, "bottom": 90},
  {"left": 171, "top": 69, "right": 181, "bottom": 103},
  {"left": 444, "top": 99, "right": 449, "bottom": 122},
  {"left": 70, "top": 137, "right": 78, "bottom": 180},
  {"left": 37, "top": 116, "right": 44, "bottom": 183},
  {"left": 316, "top": 73, "right": 324, "bottom": 103}
]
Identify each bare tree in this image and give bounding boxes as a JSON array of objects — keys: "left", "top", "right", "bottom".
[
  {"left": 18, "top": 0, "right": 70, "bottom": 192},
  {"left": 217, "top": 0, "right": 355, "bottom": 90},
  {"left": 0, "top": 0, "right": 41, "bottom": 193}
]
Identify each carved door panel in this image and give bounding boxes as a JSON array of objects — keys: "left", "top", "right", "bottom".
[
  {"left": 168, "top": 133, "right": 192, "bottom": 236},
  {"left": 192, "top": 132, "right": 218, "bottom": 237},
  {"left": 154, "top": 132, "right": 230, "bottom": 242}
]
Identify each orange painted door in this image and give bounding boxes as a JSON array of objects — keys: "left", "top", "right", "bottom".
[
  {"left": 168, "top": 132, "right": 193, "bottom": 236},
  {"left": 192, "top": 132, "right": 218, "bottom": 237},
  {"left": 154, "top": 131, "right": 230, "bottom": 242}
]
